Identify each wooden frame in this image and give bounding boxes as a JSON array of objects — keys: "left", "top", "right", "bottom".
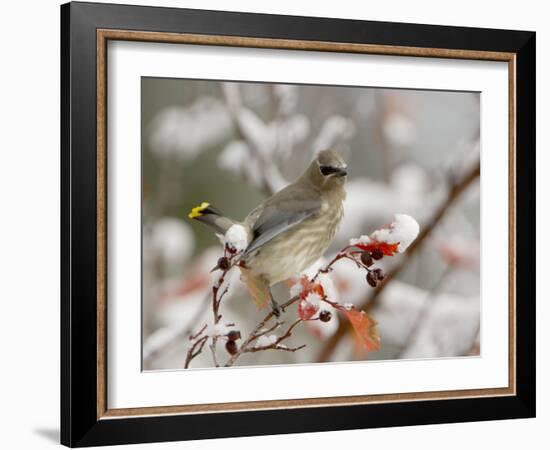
[{"left": 61, "top": 1, "right": 535, "bottom": 446}]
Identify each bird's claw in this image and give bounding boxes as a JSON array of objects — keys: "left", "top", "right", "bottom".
[{"left": 270, "top": 299, "right": 282, "bottom": 318}]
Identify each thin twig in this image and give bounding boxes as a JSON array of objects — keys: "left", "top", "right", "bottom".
[
  {"left": 246, "top": 344, "right": 307, "bottom": 353},
  {"left": 184, "top": 334, "right": 208, "bottom": 369},
  {"left": 245, "top": 319, "right": 308, "bottom": 353},
  {"left": 224, "top": 295, "right": 301, "bottom": 367},
  {"left": 254, "top": 321, "right": 284, "bottom": 339},
  {"left": 143, "top": 293, "right": 211, "bottom": 368},
  {"left": 222, "top": 244, "right": 377, "bottom": 367},
  {"left": 208, "top": 248, "right": 243, "bottom": 366},
  {"left": 184, "top": 249, "right": 240, "bottom": 369},
  {"left": 311, "top": 247, "right": 360, "bottom": 282}
]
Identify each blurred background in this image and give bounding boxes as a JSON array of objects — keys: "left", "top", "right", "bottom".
[{"left": 141, "top": 77, "right": 481, "bottom": 370}]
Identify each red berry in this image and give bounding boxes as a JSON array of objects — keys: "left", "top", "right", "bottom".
[
  {"left": 371, "top": 249, "right": 384, "bottom": 260},
  {"left": 226, "top": 330, "right": 241, "bottom": 341},
  {"left": 360, "top": 252, "right": 374, "bottom": 267},
  {"left": 366, "top": 271, "right": 378, "bottom": 287},
  {"left": 319, "top": 310, "right": 332, "bottom": 322},
  {"left": 225, "top": 340, "right": 238, "bottom": 355}
]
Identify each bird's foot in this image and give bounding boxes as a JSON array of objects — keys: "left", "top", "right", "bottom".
[{"left": 270, "top": 298, "right": 282, "bottom": 318}]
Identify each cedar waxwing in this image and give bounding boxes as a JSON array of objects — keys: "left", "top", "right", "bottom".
[{"left": 188, "top": 149, "right": 347, "bottom": 315}]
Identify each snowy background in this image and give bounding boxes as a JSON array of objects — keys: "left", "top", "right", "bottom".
[{"left": 141, "top": 77, "right": 481, "bottom": 370}]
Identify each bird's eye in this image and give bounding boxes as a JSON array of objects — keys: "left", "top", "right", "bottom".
[{"left": 320, "top": 165, "right": 337, "bottom": 176}]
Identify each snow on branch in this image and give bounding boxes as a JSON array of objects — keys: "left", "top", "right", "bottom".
[
  {"left": 220, "top": 83, "right": 289, "bottom": 195},
  {"left": 349, "top": 214, "right": 420, "bottom": 254},
  {"left": 316, "top": 159, "right": 480, "bottom": 363},
  {"left": 183, "top": 215, "right": 419, "bottom": 369}
]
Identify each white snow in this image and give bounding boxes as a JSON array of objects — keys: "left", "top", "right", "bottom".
[
  {"left": 272, "top": 115, "right": 310, "bottom": 159},
  {"left": 371, "top": 280, "right": 479, "bottom": 358},
  {"left": 390, "top": 164, "right": 430, "bottom": 195},
  {"left": 317, "top": 273, "right": 339, "bottom": 303},
  {"left": 207, "top": 323, "right": 233, "bottom": 337},
  {"left": 329, "top": 257, "right": 370, "bottom": 307},
  {"left": 349, "top": 214, "right": 419, "bottom": 253},
  {"left": 237, "top": 107, "right": 274, "bottom": 157},
  {"left": 306, "top": 302, "right": 340, "bottom": 340},
  {"left": 224, "top": 224, "right": 248, "bottom": 253},
  {"left": 289, "top": 281, "right": 304, "bottom": 298},
  {"left": 372, "top": 214, "right": 419, "bottom": 252},
  {"left": 312, "top": 115, "right": 355, "bottom": 153},
  {"left": 336, "top": 178, "right": 441, "bottom": 244},
  {"left": 304, "top": 292, "right": 321, "bottom": 307},
  {"left": 256, "top": 334, "right": 278, "bottom": 347},
  {"left": 148, "top": 98, "right": 232, "bottom": 160},
  {"left": 348, "top": 235, "right": 373, "bottom": 247},
  {"left": 143, "top": 325, "right": 187, "bottom": 359},
  {"left": 218, "top": 140, "right": 264, "bottom": 189},
  {"left": 273, "top": 84, "right": 298, "bottom": 115},
  {"left": 382, "top": 112, "right": 417, "bottom": 147},
  {"left": 150, "top": 218, "right": 194, "bottom": 268}
]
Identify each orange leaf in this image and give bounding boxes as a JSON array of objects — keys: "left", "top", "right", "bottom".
[
  {"left": 298, "top": 299, "right": 319, "bottom": 320},
  {"left": 353, "top": 241, "right": 399, "bottom": 256},
  {"left": 294, "top": 276, "right": 325, "bottom": 298},
  {"left": 338, "top": 307, "right": 380, "bottom": 352}
]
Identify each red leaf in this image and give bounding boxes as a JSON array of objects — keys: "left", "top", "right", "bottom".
[
  {"left": 353, "top": 241, "right": 400, "bottom": 256},
  {"left": 298, "top": 298, "right": 319, "bottom": 320},
  {"left": 290, "top": 275, "right": 325, "bottom": 299},
  {"left": 297, "top": 276, "right": 324, "bottom": 298},
  {"left": 337, "top": 306, "right": 380, "bottom": 352}
]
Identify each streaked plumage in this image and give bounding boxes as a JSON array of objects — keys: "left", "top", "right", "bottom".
[{"left": 189, "top": 149, "right": 347, "bottom": 314}]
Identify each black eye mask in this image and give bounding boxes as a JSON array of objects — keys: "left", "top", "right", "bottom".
[{"left": 320, "top": 165, "right": 347, "bottom": 177}]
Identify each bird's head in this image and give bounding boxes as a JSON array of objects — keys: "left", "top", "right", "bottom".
[{"left": 305, "top": 149, "right": 348, "bottom": 191}]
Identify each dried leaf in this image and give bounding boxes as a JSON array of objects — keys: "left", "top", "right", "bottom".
[{"left": 338, "top": 306, "right": 380, "bottom": 352}]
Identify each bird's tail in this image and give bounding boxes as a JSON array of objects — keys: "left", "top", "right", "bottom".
[
  {"left": 187, "top": 202, "right": 235, "bottom": 235},
  {"left": 189, "top": 202, "right": 271, "bottom": 311}
]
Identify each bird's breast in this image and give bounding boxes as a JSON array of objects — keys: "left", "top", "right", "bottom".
[{"left": 245, "top": 195, "right": 344, "bottom": 285}]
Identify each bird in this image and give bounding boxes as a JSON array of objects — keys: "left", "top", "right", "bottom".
[{"left": 188, "top": 149, "right": 347, "bottom": 316}]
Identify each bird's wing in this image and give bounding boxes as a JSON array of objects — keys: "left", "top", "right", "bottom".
[{"left": 243, "top": 188, "right": 321, "bottom": 256}]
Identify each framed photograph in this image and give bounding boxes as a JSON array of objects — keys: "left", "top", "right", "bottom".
[{"left": 61, "top": 1, "right": 535, "bottom": 447}]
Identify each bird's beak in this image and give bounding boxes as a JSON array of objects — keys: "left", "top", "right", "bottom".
[{"left": 333, "top": 167, "right": 347, "bottom": 177}]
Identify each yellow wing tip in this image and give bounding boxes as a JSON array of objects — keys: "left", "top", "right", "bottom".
[{"left": 188, "top": 202, "right": 210, "bottom": 219}]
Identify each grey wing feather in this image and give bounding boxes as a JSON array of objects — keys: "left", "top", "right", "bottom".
[{"left": 243, "top": 189, "right": 321, "bottom": 256}]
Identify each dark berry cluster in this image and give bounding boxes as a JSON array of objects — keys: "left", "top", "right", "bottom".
[
  {"left": 366, "top": 267, "right": 385, "bottom": 287},
  {"left": 225, "top": 329, "right": 241, "bottom": 355},
  {"left": 360, "top": 249, "right": 384, "bottom": 267},
  {"left": 360, "top": 250, "right": 385, "bottom": 287}
]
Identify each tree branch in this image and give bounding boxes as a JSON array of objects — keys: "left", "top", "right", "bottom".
[
  {"left": 184, "top": 327, "right": 208, "bottom": 369},
  {"left": 221, "top": 83, "right": 286, "bottom": 195},
  {"left": 315, "top": 160, "right": 480, "bottom": 362},
  {"left": 223, "top": 295, "right": 301, "bottom": 367}
]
